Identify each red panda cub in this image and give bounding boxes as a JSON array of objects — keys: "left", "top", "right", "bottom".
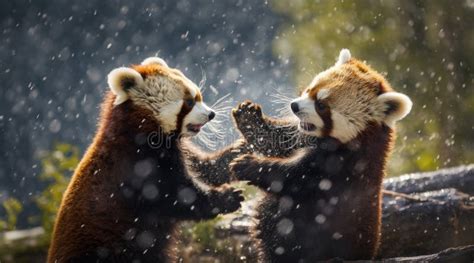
[
  {"left": 230, "top": 49, "right": 412, "bottom": 262},
  {"left": 48, "top": 57, "right": 244, "bottom": 263}
]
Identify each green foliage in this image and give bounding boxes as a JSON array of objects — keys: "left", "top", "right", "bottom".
[
  {"left": 191, "top": 217, "right": 221, "bottom": 251},
  {"left": 270, "top": 0, "right": 474, "bottom": 175},
  {"left": 179, "top": 216, "right": 244, "bottom": 262},
  {"left": 0, "top": 143, "right": 78, "bottom": 262},
  {"left": 178, "top": 183, "right": 259, "bottom": 261},
  {"left": 0, "top": 198, "right": 23, "bottom": 231},
  {"left": 0, "top": 240, "right": 48, "bottom": 263},
  {"left": 33, "top": 143, "right": 79, "bottom": 242}
]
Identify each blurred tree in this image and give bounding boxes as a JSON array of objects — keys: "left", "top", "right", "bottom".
[
  {"left": 33, "top": 143, "right": 78, "bottom": 242},
  {"left": 270, "top": 0, "right": 474, "bottom": 174},
  {"left": 0, "top": 197, "right": 23, "bottom": 231}
]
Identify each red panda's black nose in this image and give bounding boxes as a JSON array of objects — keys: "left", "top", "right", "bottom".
[
  {"left": 208, "top": 111, "right": 216, "bottom": 120},
  {"left": 291, "top": 102, "right": 300, "bottom": 113}
]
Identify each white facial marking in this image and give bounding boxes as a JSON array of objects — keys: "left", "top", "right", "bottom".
[
  {"left": 182, "top": 101, "right": 213, "bottom": 136},
  {"left": 317, "top": 89, "right": 331, "bottom": 100},
  {"left": 335, "top": 48, "right": 351, "bottom": 66},
  {"left": 181, "top": 77, "right": 199, "bottom": 98},
  {"left": 159, "top": 100, "right": 183, "bottom": 133},
  {"left": 141, "top": 57, "right": 169, "bottom": 67},
  {"left": 128, "top": 75, "right": 185, "bottom": 133},
  {"left": 120, "top": 60, "right": 216, "bottom": 136},
  {"left": 188, "top": 85, "right": 198, "bottom": 98},
  {"left": 291, "top": 93, "right": 324, "bottom": 136},
  {"left": 292, "top": 49, "right": 412, "bottom": 143},
  {"left": 107, "top": 67, "right": 144, "bottom": 105},
  {"left": 330, "top": 111, "right": 362, "bottom": 143},
  {"left": 308, "top": 69, "right": 330, "bottom": 90}
]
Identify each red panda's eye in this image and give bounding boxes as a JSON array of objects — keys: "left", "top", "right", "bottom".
[
  {"left": 185, "top": 99, "right": 195, "bottom": 108},
  {"left": 316, "top": 101, "right": 327, "bottom": 112}
]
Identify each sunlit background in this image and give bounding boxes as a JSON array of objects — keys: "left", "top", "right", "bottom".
[{"left": 1, "top": 0, "right": 473, "bottom": 261}]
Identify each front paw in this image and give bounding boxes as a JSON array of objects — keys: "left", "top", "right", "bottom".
[
  {"left": 229, "top": 154, "right": 259, "bottom": 181},
  {"left": 232, "top": 100, "right": 265, "bottom": 133},
  {"left": 210, "top": 187, "right": 244, "bottom": 214}
]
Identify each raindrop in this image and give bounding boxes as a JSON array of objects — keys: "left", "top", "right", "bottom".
[
  {"left": 134, "top": 159, "right": 153, "bottom": 177},
  {"left": 178, "top": 187, "right": 197, "bottom": 205},
  {"left": 319, "top": 179, "right": 332, "bottom": 191},
  {"left": 142, "top": 184, "right": 159, "bottom": 200},
  {"left": 275, "top": 246, "right": 285, "bottom": 255},
  {"left": 136, "top": 231, "right": 155, "bottom": 249},
  {"left": 315, "top": 214, "right": 326, "bottom": 224},
  {"left": 270, "top": 180, "right": 283, "bottom": 192},
  {"left": 49, "top": 119, "right": 61, "bottom": 133},
  {"left": 332, "top": 232, "right": 343, "bottom": 240},
  {"left": 277, "top": 218, "right": 294, "bottom": 236},
  {"left": 124, "top": 228, "right": 137, "bottom": 240},
  {"left": 278, "top": 196, "right": 294, "bottom": 212}
]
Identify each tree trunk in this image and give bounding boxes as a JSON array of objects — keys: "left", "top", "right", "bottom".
[
  {"left": 384, "top": 164, "right": 474, "bottom": 195},
  {"left": 378, "top": 165, "right": 474, "bottom": 257}
]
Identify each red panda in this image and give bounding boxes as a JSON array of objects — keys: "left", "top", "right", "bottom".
[
  {"left": 230, "top": 49, "right": 412, "bottom": 261},
  {"left": 48, "top": 57, "right": 244, "bottom": 262}
]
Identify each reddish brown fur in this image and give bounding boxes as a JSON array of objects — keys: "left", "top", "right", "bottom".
[
  {"left": 48, "top": 93, "right": 163, "bottom": 262},
  {"left": 48, "top": 67, "right": 243, "bottom": 261},
  {"left": 341, "top": 121, "right": 395, "bottom": 258},
  {"left": 132, "top": 64, "right": 169, "bottom": 79},
  {"left": 307, "top": 59, "right": 392, "bottom": 101},
  {"left": 231, "top": 121, "right": 393, "bottom": 261},
  {"left": 194, "top": 92, "right": 202, "bottom": 102},
  {"left": 230, "top": 57, "right": 403, "bottom": 261},
  {"left": 132, "top": 64, "right": 202, "bottom": 104},
  {"left": 48, "top": 91, "right": 202, "bottom": 262}
]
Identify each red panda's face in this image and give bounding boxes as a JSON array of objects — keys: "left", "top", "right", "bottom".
[
  {"left": 290, "top": 49, "right": 412, "bottom": 143},
  {"left": 107, "top": 57, "right": 215, "bottom": 136}
]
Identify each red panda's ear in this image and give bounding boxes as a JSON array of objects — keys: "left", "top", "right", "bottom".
[
  {"left": 141, "top": 57, "right": 168, "bottom": 67},
  {"left": 377, "top": 92, "right": 413, "bottom": 127},
  {"left": 335, "top": 49, "right": 351, "bottom": 66},
  {"left": 107, "top": 67, "right": 144, "bottom": 105}
]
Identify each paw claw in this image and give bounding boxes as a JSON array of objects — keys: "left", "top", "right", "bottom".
[{"left": 232, "top": 101, "right": 264, "bottom": 121}]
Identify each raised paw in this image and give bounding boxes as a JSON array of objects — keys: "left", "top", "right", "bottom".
[
  {"left": 232, "top": 100, "right": 265, "bottom": 133},
  {"left": 229, "top": 154, "right": 259, "bottom": 181},
  {"left": 210, "top": 187, "right": 244, "bottom": 214},
  {"left": 232, "top": 100, "right": 263, "bottom": 118}
]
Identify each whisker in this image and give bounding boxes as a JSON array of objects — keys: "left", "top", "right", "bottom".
[
  {"left": 211, "top": 93, "right": 231, "bottom": 106},
  {"left": 214, "top": 103, "right": 233, "bottom": 109},
  {"left": 193, "top": 92, "right": 236, "bottom": 151},
  {"left": 214, "top": 107, "right": 233, "bottom": 114},
  {"left": 269, "top": 88, "right": 297, "bottom": 118},
  {"left": 271, "top": 93, "right": 293, "bottom": 102},
  {"left": 199, "top": 66, "right": 207, "bottom": 92}
]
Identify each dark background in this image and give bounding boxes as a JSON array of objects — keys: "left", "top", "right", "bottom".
[{"left": 0, "top": 0, "right": 291, "bottom": 227}]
